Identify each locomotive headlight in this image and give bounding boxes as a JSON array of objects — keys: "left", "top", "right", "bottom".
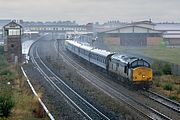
[{"left": 142, "top": 75, "right": 145, "bottom": 78}]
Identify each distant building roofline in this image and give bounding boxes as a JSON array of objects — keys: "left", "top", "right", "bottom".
[
  {"left": 3, "top": 21, "right": 22, "bottom": 29},
  {"left": 98, "top": 25, "right": 163, "bottom": 33}
]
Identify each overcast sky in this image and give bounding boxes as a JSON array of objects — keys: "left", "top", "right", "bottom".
[{"left": 0, "top": 0, "right": 179, "bottom": 24}]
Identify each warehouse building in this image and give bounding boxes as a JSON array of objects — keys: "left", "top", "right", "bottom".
[
  {"left": 155, "top": 23, "right": 180, "bottom": 47},
  {"left": 97, "top": 21, "right": 163, "bottom": 47}
]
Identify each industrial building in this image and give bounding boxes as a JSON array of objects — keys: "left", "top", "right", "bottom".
[
  {"left": 97, "top": 21, "right": 163, "bottom": 47},
  {"left": 155, "top": 23, "right": 180, "bottom": 46}
]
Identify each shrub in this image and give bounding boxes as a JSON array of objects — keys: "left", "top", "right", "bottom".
[
  {"left": 168, "top": 95, "right": 177, "bottom": 100},
  {"left": 0, "top": 69, "right": 15, "bottom": 81},
  {"left": 155, "top": 81, "right": 160, "bottom": 87},
  {"left": 0, "top": 46, "right": 3, "bottom": 55},
  {"left": 163, "top": 83, "right": 173, "bottom": 91},
  {"left": 0, "top": 55, "right": 8, "bottom": 68},
  {"left": 152, "top": 61, "right": 172, "bottom": 75},
  {"left": 177, "top": 87, "right": 180, "bottom": 94},
  {"left": 160, "top": 39, "right": 166, "bottom": 48},
  {"left": 162, "top": 63, "right": 171, "bottom": 75},
  {"left": 0, "top": 95, "right": 15, "bottom": 118},
  {"left": 0, "top": 69, "right": 12, "bottom": 76}
]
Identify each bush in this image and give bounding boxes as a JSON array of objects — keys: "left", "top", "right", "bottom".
[
  {"left": 0, "top": 55, "right": 8, "bottom": 69},
  {"left": 0, "top": 69, "right": 15, "bottom": 81},
  {"left": 0, "top": 95, "right": 15, "bottom": 118},
  {"left": 0, "top": 46, "right": 3, "bottom": 55},
  {"left": 168, "top": 95, "right": 177, "bottom": 100},
  {"left": 0, "top": 69, "right": 13, "bottom": 76},
  {"left": 177, "top": 87, "right": 180, "bottom": 94},
  {"left": 162, "top": 63, "right": 171, "bottom": 75},
  {"left": 163, "top": 83, "right": 173, "bottom": 91},
  {"left": 152, "top": 61, "right": 172, "bottom": 75}
]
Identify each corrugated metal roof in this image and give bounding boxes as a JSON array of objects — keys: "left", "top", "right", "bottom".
[
  {"left": 155, "top": 24, "right": 180, "bottom": 31},
  {"left": 163, "top": 35, "right": 180, "bottom": 38}
]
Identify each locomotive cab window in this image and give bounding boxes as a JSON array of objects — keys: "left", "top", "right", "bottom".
[{"left": 131, "top": 60, "right": 150, "bottom": 68}]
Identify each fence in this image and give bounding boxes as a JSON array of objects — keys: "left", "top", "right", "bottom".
[{"left": 171, "top": 64, "right": 180, "bottom": 75}]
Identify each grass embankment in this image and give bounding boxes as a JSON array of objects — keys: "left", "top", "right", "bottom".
[
  {"left": 153, "top": 75, "right": 180, "bottom": 102},
  {"left": 151, "top": 62, "right": 180, "bottom": 102},
  {"left": 109, "top": 45, "right": 180, "bottom": 65},
  {"left": 0, "top": 46, "right": 48, "bottom": 120}
]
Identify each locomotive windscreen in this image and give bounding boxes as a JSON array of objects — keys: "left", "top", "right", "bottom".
[{"left": 130, "top": 59, "right": 150, "bottom": 68}]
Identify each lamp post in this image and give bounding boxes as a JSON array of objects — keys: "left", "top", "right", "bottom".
[
  {"left": 56, "top": 38, "right": 61, "bottom": 73},
  {"left": 92, "top": 37, "right": 97, "bottom": 47}
]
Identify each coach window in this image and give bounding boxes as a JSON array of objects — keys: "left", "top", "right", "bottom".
[
  {"left": 100, "top": 57, "right": 102, "bottom": 62},
  {"left": 116, "top": 63, "right": 119, "bottom": 71},
  {"left": 97, "top": 55, "right": 99, "bottom": 61},
  {"left": 103, "top": 58, "right": 105, "bottom": 63}
]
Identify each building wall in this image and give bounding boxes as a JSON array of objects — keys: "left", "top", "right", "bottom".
[
  {"left": 169, "top": 39, "right": 180, "bottom": 45},
  {"left": 98, "top": 25, "right": 163, "bottom": 47},
  {"left": 104, "top": 36, "right": 120, "bottom": 46},
  {"left": 4, "top": 36, "right": 22, "bottom": 63},
  {"left": 147, "top": 37, "right": 162, "bottom": 46},
  {"left": 120, "top": 33, "right": 147, "bottom": 46},
  {"left": 164, "top": 38, "right": 180, "bottom": 46}
]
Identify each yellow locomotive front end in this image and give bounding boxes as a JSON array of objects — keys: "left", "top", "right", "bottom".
[
  {"left": 128, "top": 59, "right": 153, "bottom": 89},
  {"left": 132, "top": 67, "right": 153, "bottom": 82}
]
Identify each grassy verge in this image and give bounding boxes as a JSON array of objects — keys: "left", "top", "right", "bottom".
[
  {"left": 0, "top": 51, "right": 49, "bottom": 119},
  {"left": 152, "top": 75, "right": 180, "bottom": 102},
  {"left": 108, "top": 45, "right": 180, "bottom": 65}
]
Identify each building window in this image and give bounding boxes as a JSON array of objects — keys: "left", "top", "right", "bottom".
[
  {"left": 8, "top": 29, "right": 20, "bottom": 36},
  {"left": 11, "top": 44, "right": 14, "bottom": 48}
]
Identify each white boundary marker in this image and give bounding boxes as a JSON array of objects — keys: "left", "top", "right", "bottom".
[{"left": 21, "top": 67, "right": 55, "bottom": 120}]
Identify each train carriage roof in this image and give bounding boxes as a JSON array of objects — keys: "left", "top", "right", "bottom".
[
  {"left": 66, "top": 40, "right": 82, "bottom": 47},
  {"left": 79, "top": 44, "right": 93, "bottom": 51},
  {"left": 66, "top": 40, "right": 112, "bottom": 57},
  {"left": 90, "top": 48, "right": 112, "bottom": 57},
  {"left": 66, "top": 40, "right": 93, "bottom": 51}
]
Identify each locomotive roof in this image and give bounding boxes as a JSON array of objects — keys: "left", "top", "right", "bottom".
[{"left": 111, "top": 54, "right": 139, "bottom": 63}]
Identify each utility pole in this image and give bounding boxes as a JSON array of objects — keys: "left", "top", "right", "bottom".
[{"left": 56, "top": 38, "right": 65, "bottom": 73}]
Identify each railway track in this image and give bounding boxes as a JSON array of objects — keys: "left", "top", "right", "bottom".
[
  {"left": 141, "top": 90, "right": 180, "bottom": 113},
  {"left": 30, "top": 43, "right": 111, "bottom": 120},
  {"left": 53, "top": 40, "right": 174, "bottom": 120}
]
